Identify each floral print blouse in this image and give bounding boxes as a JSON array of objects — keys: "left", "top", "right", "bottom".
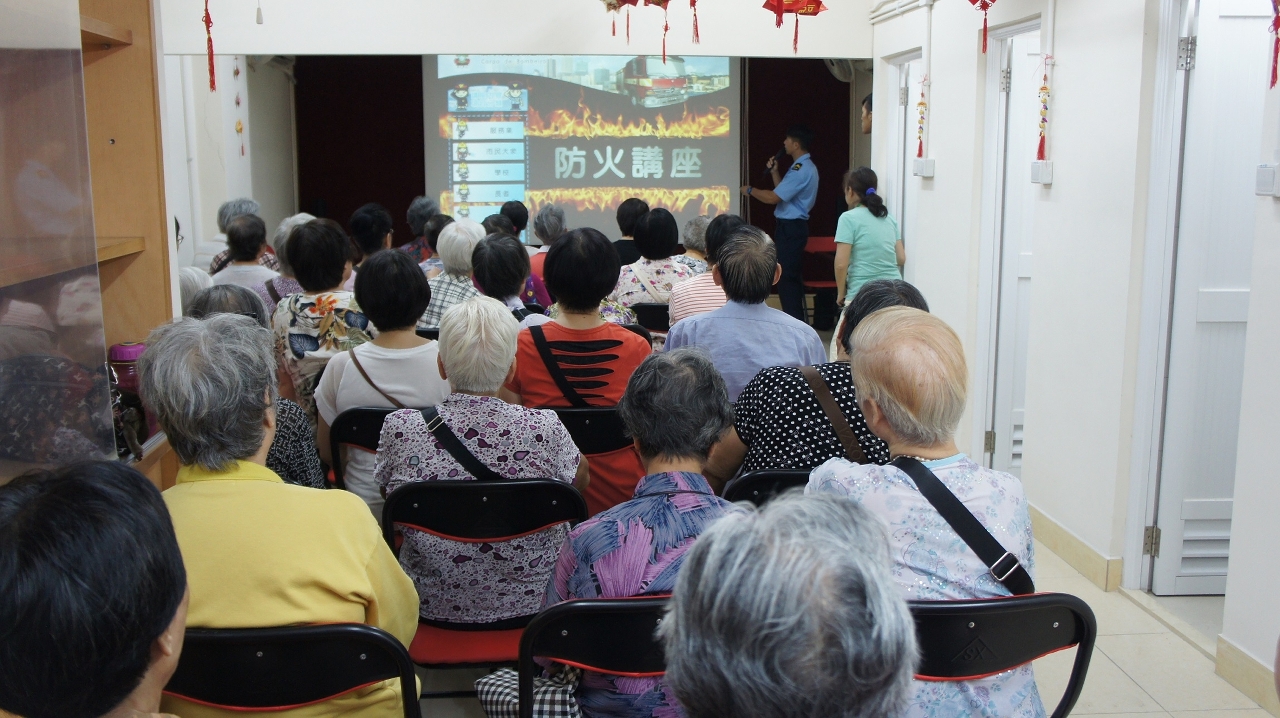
[
  {"left": 272, "top": 291, "right": 373, "bottom": 421},
  {"left": 374, "top": 394, "right": 581, "bottom": 624},
  {"left": 808, "top": 454, "right": 1046, "bottom": 718},
  {"left": 544, "top": 471, "right": 740, "bottom": 718},
  {"left": 671, "top": 254, "right": 707, "bottom": 275},
  {"left": 608, "top": 258, "right": 694, "bottom": 308},
  {"left": 547, "top": 299, "right": 636, "bottom": 326}
]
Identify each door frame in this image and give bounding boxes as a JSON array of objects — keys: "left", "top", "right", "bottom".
[
  {"left": 1123, "top": 0, "right": 1198, "bottom": 590},
  {"left": 880, "top": 48, "right": 922, "bottom": 283},
  {"left": 971, "top": 16, "right": 1041, "bottom": 465}
]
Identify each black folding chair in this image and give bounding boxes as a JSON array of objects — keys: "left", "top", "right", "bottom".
[
  {"left": 164, "top": 624, "right": 420, "bottom": 718},
  {"left": 524, "top": 302, "right": 547, "bottom": 315},
  {"left": 328, "top": 407, "right": 396, "bottom": 490},
  {"left": 552, "top": 407, "right": 632, "bottom": 455},
  {"left": 415, "top": 327, "right": 440, "bottom": 341},
  {"left": 381, "top": 480, "right": 589, "bottom": 698},
  {"left": 518, "top": 597, "right": 669, "bottom": 718},
  {"left": 721, "top": 469, "right": 810, "bottom": 505},
  {"left": 621, "top": 323, "right": 653, "bottom": 343},
  {"left": 911, "top": 593, "right": 1097, "bottom": 718},
  {"left": 631, "top": 303, "right": 670, "bottom": 333}
]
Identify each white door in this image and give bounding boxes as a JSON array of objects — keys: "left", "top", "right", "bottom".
[
  {"left": 885, "top": 57, "right": 921, "bottom": 284},
  {"left": 987, "top": 31, "right": 1041, "bottom": 476},
  {"left": 1152, "top": 0, "right": 1272, "bottom": 595}
]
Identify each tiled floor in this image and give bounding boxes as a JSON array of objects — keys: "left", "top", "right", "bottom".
[
  {"left": 1150, "top": 594, "right": 1226, "bottom": 646},
  {"left": 417, "top": 541, "right": 1267, "bottom": 717}
]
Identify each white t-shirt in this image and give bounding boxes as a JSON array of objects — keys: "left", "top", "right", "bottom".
[
  {"left": 212, "top": 263, "right": 279, "bottom": 291},
  {"left": 315, "top": 341, "right": 451, "bottom": 517}
]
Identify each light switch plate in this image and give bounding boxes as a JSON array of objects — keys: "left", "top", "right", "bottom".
[
  {"left": 1031, "top": 160, "right": 1053, "bottom": 185},
  {"left": 1256, "top": 164, "right": 1279, "bottom": 197},
  {"left": 912, "top": 158, "right": 935, "bottom": 178}
]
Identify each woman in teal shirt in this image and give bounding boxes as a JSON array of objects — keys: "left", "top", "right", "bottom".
[{"left": 833, "top": 167, "right": 905, "bottom": 306}]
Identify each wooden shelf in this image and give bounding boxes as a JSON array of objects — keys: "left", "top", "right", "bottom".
[
  {"left": 96, "top": 236, "right": 145, "bottom": 262},
  {"left": 80, "top": 14, "right": 132, "bottom": 49}
]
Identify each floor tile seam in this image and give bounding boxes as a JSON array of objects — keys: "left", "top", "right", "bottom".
[{"left": 1092, "top": 641, "right": 1176, "bottom": 713}]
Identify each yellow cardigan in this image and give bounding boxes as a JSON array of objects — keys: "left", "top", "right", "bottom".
[{"left": 161, "top": 462, "right": 420, "bottom": 717}]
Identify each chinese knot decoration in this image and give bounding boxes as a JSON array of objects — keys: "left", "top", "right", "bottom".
[
  {"left": 1037, "top": 71, "right": 1051, "bottom": 160},
  {"left": 601, "top": 0, "right": 638, "bottom": 42},
  {"left": 762, "top": 0, "right": 828, "bottom": 54},
  {"left": 203, "top": 0, "right": 215, "bottom": 90},
  {"left": 916, "top": 86, "right": 927, "bottom": 158},
  {"left": 645, "top": 0, "right": 671, "bottom": 62},
  {"left": 969, "top": 0, "right": 996, "bottom": 53},
  {"left": 1269, "top": 0, "right": 1278, "bottom": 89}
]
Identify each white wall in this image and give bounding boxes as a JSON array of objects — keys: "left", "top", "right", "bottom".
[
  {"left": 156, "top": 0, "right": 872, "bottom": 59},
  {"left": 246, "top": 57, "right": 296, "bottom": 233}
]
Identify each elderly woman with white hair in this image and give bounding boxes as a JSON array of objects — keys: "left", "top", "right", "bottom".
[
  {"left": 660, "top": 492, "right": 919, "bottom": 718},
  {"left": 417, "top": 218, "right": 486, "bottom": 329},
  {"left": 207, "top": 197, "right": 278, "bottom": 275},
  {"left": 375, "top": 296, "right": 587, "bottom": 624},
  {"left": 138, "top": 314, "right": 419, "bottom": 717},
  {"left": 673, "top": 214, "right": 710, "bottom": 274},
  {"left": 808, "top": 306, "right": 1042, "bottom": 718},
  {"left": 251, "top": 212, "right": 314, "bottom": 311}
]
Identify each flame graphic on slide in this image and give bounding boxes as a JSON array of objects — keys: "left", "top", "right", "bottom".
[
  {"left": 439, "top": 97, "right": 730, "bottom": 139},
  {"left": 441, "top": 186, "right": 730, "bottom": 216}
]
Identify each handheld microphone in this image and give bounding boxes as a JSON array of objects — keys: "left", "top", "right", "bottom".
[{"left": 762, "top": 147, "right": 788, "bottom": 180}]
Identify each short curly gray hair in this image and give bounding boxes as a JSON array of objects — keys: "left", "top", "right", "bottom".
[
  {"left": 617, "top": 348, "right": 732, "bottom": 461},
  {"left": 138, "top": 315, "right": 277, "bottom": 472},
  {"left": 406, "top": 196, "right": 440, "bottom": 237},
  {"left": 682, "top": 215, "right": 710, "bottom": 253},
  {"left": 532, "top": 204, "right": 566, "bottom": 245},
  {"left": 271, "top": 213, "right": 315, "bottom": 276},
  {"left": 216, "top": 198, "right": 260, "bottom": 234}
]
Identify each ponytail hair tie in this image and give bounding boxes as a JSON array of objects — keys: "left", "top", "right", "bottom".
[{"left": 864, "top": 187, "right": 876, "bottom": 196}]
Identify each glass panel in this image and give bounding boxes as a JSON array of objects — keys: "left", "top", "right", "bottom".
[{"left": 0, "top": 8, "right": 115, "bottom": 482}]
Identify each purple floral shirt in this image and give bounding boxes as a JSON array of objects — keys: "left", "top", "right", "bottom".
[
  {"left": 374, "top": 394, "right": 581, "bottom": 624},
  {"left": 544, "top": 471, "right": 740, "bottom": 718}
]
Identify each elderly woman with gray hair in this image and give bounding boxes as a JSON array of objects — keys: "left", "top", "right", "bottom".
[
  {"left": 417, "top": 218, "right": 486, "bottom": 329},
  {"left": 660, "top": 492, "right": 918, "bottom": 718},
  {"left": 207, "top": 198, "right": 279, "bottom": 275},
  {"left": 250, "top": 212, "right": 314, "bottom": 312},
  {"left": 541, "top": 348, "right": 739, "bottom": 718},
  {"left": 528, "top": 203, "right": 567, "bottom": 280},
  {"left": 375, "top": 296, "right": 587, "bottom": 624},
  {"left": 138, "top": 314, "right": 420, "bottom": 717},
  {"left": 808, "top": 306, "right": 1042, "bottom": 718},
  {"left": 673, "top": 214, "right": 710, "bottom": 274}
]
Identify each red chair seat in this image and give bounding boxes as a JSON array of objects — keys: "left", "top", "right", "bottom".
[
  {"left": 409, "top": 623, "right": 524, "bottom": 665},
  {"left": 803, "top": 280, "right": 837, "bottom": 289}
]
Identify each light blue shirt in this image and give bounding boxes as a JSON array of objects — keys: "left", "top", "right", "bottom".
[
  {"left": 772, "top": 152, "right": 819, "bottom": 220},
  {"left": 665, "top": 300, "right": 827, "bottom": 402}
]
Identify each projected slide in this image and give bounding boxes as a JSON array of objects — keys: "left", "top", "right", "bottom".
[{"left": 424, "top": 55, "right": 739, "bottom": 242}]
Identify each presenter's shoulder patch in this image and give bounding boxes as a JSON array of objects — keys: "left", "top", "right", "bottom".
[{"left": 792, "top": 162, "right": 803, "bottom": 171}]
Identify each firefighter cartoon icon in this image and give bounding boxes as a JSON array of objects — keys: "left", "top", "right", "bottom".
[
  {"left": 457, "top": 162, "right": 470, "bottom": 181},
  {"left": 451, "top": 83, "right": 469, "bottom": 111},
  {"left": 455, "top": 119, "right": 469, "bottom": 138},
  {"left": 457, "top": 183, "right": 470, "bottom": 202},
  {"left": 455, "top": 142, "right": 469, "bottom": 161}
]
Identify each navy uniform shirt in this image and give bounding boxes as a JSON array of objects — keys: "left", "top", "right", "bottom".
[{"left": 773, "top": 152, "right": 819, "bottom": 220}]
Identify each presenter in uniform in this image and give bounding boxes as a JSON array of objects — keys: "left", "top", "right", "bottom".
[{"left": 740, "top": 125, "right": 818, "bottom": 323}]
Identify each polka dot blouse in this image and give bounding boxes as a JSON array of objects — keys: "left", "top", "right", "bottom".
[{"left": 735, "top": 362, "right": 890, "bottom": 473}]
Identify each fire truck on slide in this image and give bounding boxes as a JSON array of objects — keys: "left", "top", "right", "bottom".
[{"left": 616, "top": 56, "right": 689, "bottom": 108}]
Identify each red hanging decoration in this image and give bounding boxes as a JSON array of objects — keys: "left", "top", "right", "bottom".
[
  {"left": 691, "top": 0, "right": 700, "bottom": 43},
  {"left": 761, "top": 0, "right": 827, "bottom": 54},
  {"left": 613, "top": 15, "right": 617, "bottom": 35},
  {"left": 645, "top": 0, "right": 671, "bottom": 62},
  {"left": 203, "top": 0, "right": 215, "bottom": 90},
  {"left": 1270, "top": 0, "right": 1278, "bottom": 89},
  {"left": 1037, "top": 70, "right": 1051, "bottom": 160},
  {"left": 601, "top": 0, "right": 639, "bottom": 42},
  {"left": 968, "top": 0, "right": 996, "bottom": 53}
]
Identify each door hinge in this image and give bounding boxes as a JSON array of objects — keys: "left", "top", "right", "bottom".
[
  {"left": 1143, "top": 526, "right": 1162, "bottom": 557},
  {"left": 899, "top": 86, "right": 908, "bottom": 106},
  {"left": 984, "top": 430, "right": 996, "bottom": 453},
  {"left": 1177, "top": 36, "right": 1196, "bottom": 71},
  {"left": 999, "top": 68, "right": 1012, "bottom": 93}
]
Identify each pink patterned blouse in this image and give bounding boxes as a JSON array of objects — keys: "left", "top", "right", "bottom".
[{"left": 608, "top": 258, "right": 694, "bottom": 308}]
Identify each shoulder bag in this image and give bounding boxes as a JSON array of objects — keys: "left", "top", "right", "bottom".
[
  {"left": 797, "top": 365, "right": 867, "bottom": 464},
  {"left": 348, "top": 348, "right": 407, "bottom": 409},
  {"left": 528, "top": 325, "right": 590, "bottom": 408},
  {"left": 419, "top": 407, "right": 507, "bottom": 482}
]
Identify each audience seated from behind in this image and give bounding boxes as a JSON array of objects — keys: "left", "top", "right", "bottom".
[
  {"left": 674, "top": 215, "right": 710, "bottom": 275},
  {"left": 344, "top": 203, "right": 395, "bottom": 291},
  {"left": 807, "top": 306, "right": 1042, "bottom": 718},
  {"left": 704, "top": 279, "right": 928, "bottom": 490},
  {"left": 418, "top": 218, "right": 485, "bottom": 329},
  {"left": 399, "top": 195, "right": 441, "bottom": 265},
  {"left": 612, "top": 197, "right": 648, "bottom": 265},
  {"left": 473, "top": 233, "right": 553, "bottom": 329},
  {"left": 250, "top": 212, "right": 313, "bottom": 312},
  {"left": 187, "top": 285, "right": 325, "bottom": 490},
  {"left": 659, "top": 492, "right": 918, "bottom": 718},
  {"left": 482, "top": 212, "right": 518, "bottom": 237},
  {"left": 417, "top": 213, "right": 454, "bottom": 278},
  {"left": 481, "top": 213, "right": 553, "bottom": 308},
  {"left": 375, "top": 296, "right": 588, "bottom": 624},
  {"left": 608, "top": 208, "right": 693, "bottom": 310},
  {"left": 668, "top": 213, "right": 742, "bottom": 325},
  {"left": 138, "top": 314, "right": 418, "bottom": 718},
  {"left": 0, "top": 461, "right": 189, "bottom": 718},
  {"left": 211, "top": 214, "right": 278, "bottom": 290},
  {"left": 208, "top": 197, "right": 278, "bottom": 274},
  {"left": 500, "top": 199, "right": 529, "bottom": 238},
  {"left": 542, "top": 348, "right": 740, "bottom": 718},
  {"left": 665, "top": 225, "right": 826, "bottom": 402},
  {"left": 273, "top": 218, "right": 373, "bottom": 421},
  {"left": 503, "top": 228, "right": 651, "bottom": 515},
  {"left": 529, "top": 203, "right": 567, "bottom": 279},
  {"left": 314, "top": 250, "right": 450, "bottom": 518},
  {"left": 178, "top": 265, "right": 212, "bottom": 315}
]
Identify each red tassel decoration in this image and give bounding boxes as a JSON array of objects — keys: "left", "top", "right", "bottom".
[
  {"left": 691, "top": 0, "right": 699, "bottom": 43},
  {"left": 982, "top": 12, "right": 989, "bottom": 53},
  {"left": 613, "top": 15, "right": 617, "bottom": 35},
  {"left": 1037, "top": 135, "right": 1047, "bottom": 161},
  {"left": 627, "top": 6, "right": 631, "bottom": 43},
  {"left": 203, "top": 0, "right": 216, "bottom": 90},
  {"left": 1270, "top": 4, "right": 1279, "bottom": 88},
  {"left": 775, "top": 2, "right": 784, "bottom": 27},
  {"left": 663, "top": 6, "right": 669, "bottom": 63},
  {"left": 793, "top": 14, "right": 799, "bottom": 53}
]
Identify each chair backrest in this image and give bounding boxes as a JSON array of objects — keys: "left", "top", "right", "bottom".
[
  {"left": 631, "top": 303, "right": 670, "bottom": 332},
  {"left": 911, "top": 593, "right": 1096, "bottom": 718},
  {"left": 415, "top": 327, "right": 440, "bottom": 341},
  {"left": 552, "top": 407, "right": 632, "bottom": 455},
  {"left": 523, "top": 302, "right": 546, "bottom": 315},
  {"left": 518, "top": 597, "right": 669, "bottom": 718},
  {"left": 721, "top": 469, "right": 810, "bottom": 506},
  {"left": 621, "top": 323, "right": 653, "bottom": 343},
  {"left": 164, "top": 624, "right": 420, "bottom": 718},
  {"left": 329, "top": 407, "right": 396, "bottom": 490},
  {"left": 381, "top": 479, "right": 588, "bottom": 553}
]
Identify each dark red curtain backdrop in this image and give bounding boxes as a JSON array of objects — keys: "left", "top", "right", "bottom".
[
  {"left": 744, "top": 58, "right": 850, "bottom": 239},
  {"left": 294, "top": 56, "right": 425, "bottom": 248}
]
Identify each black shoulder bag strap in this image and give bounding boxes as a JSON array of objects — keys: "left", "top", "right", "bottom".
[
  {"left": 420, "top": 407, "right": 506, "bottom": 482},
  {"left": 265, "top": 279, "right": 282, "bottom": 305},
  {"left": 512, "top": 307, "right": 533, "bottom": 322},
  {"left": 528, "top": 325, "right": 590, "bottom": 408},
  {"left": 891, "top": 456, "right": 1035, "bottom": 595}
]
